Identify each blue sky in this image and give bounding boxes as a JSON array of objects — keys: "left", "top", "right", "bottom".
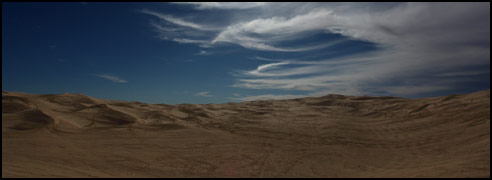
[{"left": 2, "top": 2, "right": 490, "bottom": 104}]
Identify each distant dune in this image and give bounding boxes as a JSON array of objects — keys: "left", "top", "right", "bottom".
[{"left": 2, "top": 90, "right": 490, "bottom": 178}]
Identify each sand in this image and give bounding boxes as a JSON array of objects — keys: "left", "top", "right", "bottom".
[{"left": 2, "top": 90, "right": 490, "bottom": 178}]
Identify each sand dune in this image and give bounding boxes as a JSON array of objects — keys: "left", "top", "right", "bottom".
[{"left": 2, "top": 90, "right": 490, "bottom": 177}]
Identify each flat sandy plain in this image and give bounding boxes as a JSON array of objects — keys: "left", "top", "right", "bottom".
[{"left": 2, "top": 90, "right": 490, "bottom": 178}]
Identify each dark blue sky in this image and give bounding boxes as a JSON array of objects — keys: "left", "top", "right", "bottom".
[{"left": 2, "top": 2, "right": 490, "bottom": 104}]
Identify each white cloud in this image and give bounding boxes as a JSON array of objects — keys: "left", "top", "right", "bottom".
[
  {"left": 141, "top": 9, "right": 218, "bottom": 31},
  {"left": 231, "top": 40, "right": 345, "bottom": 52},
  {"left": 214, "top": 10, "right": 335, "bottom": 38},
  {"left": 96, "top": 74, "right": 128, "bottom": 83},
  {"left": 196, "top": 50, "right": 212, "bottom": 55},
  {"left": 254, "top": 56, "right": 280, "bottom": 62},
  {"left": 245, "top": 62, "right": 290, "bottom": 76},
  {"left": 172, "top": 38, "right": 210, "bottom": 44},
  {"left": 210, "top": 10, "right": 350, "bottom": 51},
  {"left": 150, "top": 23, "right": 183, "bottom": 34},
  {"left": 228, "top": 3, "right": 490, "bottom": 97},
  {"left": 142, "top": 6, "right": 347, "bottom": 52},
  {"left": 171, "top": 2, "right": 268, "bottom": 10},
  {"left": 144, "top": 3, "right": 490, "bottom": 98},
  {"left": 141, "top": 9, "right": 220, "bottom": 48},
  {"left": 195, "top": 91, "right": 213, "bottom": 97}
]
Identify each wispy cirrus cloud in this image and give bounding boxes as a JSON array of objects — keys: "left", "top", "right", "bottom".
[
  {"left": 141, "top": 5, "right": 348, "bottom": 52},
  {"left": 141, "top": 9, "right": 218, "bottom": 31},
  {"left": 144, "top": 2, "right": 490, "bottom": 98},
  {"left": 211, "top": 10, "right": 349, "bottom": 51},
  {"left": 140, "top": 9, "right": 219, "bottom": 47},
  {"left": 96, "top": 74, "right": 128, "bottom": 83},
  {"left": 223, "top": 40, "right": 346, "bottom": 52},
  {"left": 228, "top": 3, "right": 490, "bottom": 97},
  {"left": 196, "top": 50, "right": 212, "bottom": 55},
  {"left": 172, "top": 38, "right": 211, "bottom": 45},
  {"left": 195, "top": 91, "right": 213, "bottom": 97},
  {"left": 171, "top": 2, "right": 268, "bottom": 10}
]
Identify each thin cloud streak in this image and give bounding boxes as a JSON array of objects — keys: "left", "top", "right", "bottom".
[
  {"left": 141, "top": 9, "right": 219, "bottom": 47},
  {"left": 195, "top": 91, "right": 214, "bottom": 97},
  {"left": 172, "top": 38, "right": 211, "bottom": 44},
  {"left": 196, "top": 50, "right": 212, "bottom": 55},
  {"left": 172, "top": 2, "right": 268, "bottom": 10},
  {"left": 140, "top": 9, "right": 218, "bottom": 31},
  {"left": 96, "top": 74, "right": 128, "bottom": 83}
]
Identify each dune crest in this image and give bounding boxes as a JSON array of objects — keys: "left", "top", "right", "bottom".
[{"left": 2, "top": 90, "right": 490, "bottom": 178}]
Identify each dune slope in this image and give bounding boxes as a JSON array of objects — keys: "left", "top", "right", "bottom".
[{"left": 2, "top": 90, "right": 490, "bottom": 177}]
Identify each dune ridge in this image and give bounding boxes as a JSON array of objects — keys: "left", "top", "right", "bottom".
[{"left": 2, "top": 90, "right": 490, "bottom": 177}]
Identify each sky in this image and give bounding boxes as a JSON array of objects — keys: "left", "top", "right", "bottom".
[{"left": 2, "top": 2, "right": 490, "bottom": 104}]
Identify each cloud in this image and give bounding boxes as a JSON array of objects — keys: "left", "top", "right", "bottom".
[
  {"left": 171, "top": 2, "right": 268, "bottom": 10},
  {"left": 141, "top": 9, "right": 218, "bottom": 31},
  {"left": 228, "top": 40, "right": 345, "bottom": 52},
  {"left": 195, "top": 91, "right": 213, "bottom": 97},
  {"left": 209, "top": 9, "right": 353, "bottom": 51},
  {"left": 253, "top": 56, "right": 281, "bottom": 62},
  {"left": 172, "top": 38, "right": 210, "bottom": 45},
  {"left": 142, "top": 6, "right": 346, "bottom": 52},
  {"left": 145, "top": 3, "right": 490, "bottom": 98},
  {"left": 141, "top": 9, "right": 220, "bottom": 47},
  {"left": 96, "top": 74, "right": 128, "bottom": 83},
  {"left": 196, "top": 50, "right": 212, "bottom": 55},
  {"left": 243, "top": 62, "right": 290, "bottom": 76},
  {"left": 212, "top": 10, "right": 335, "bottom": 41},
  {"left": 228, "top": 2, "right": 490, "bottom": 97}
]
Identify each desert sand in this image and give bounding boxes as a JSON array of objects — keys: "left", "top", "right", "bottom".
[{"left": 2, "top": 90, "right": 490, "bottom": 178}]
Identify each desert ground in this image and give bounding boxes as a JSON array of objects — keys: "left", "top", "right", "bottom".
[{"left": 2, "top": 90, "right": 490, "bottom": 178}]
